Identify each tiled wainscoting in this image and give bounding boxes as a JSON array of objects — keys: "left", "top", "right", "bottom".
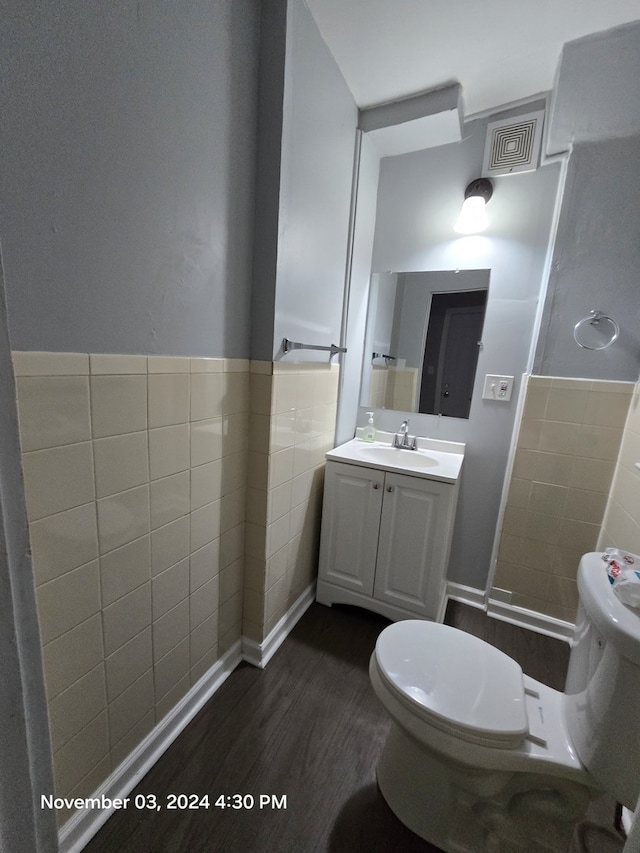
[
  {"left": 599, "top": 381, "right": 640, "bottom": 554},
  {"left": 244, "top": 362, "right": 338, "bottom": 647},
  {"left": 11, "top": 351, "right": 338, "bottom": 833},
  {"left": 493, "top": 375, "right": 635, "bottom": 624}
]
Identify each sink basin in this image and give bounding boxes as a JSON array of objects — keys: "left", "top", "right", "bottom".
[
  {"left": 326, "top": 436, "right": 465, "bottom": 483},
  {"left": 355, "top": 445, "right": 439, "bottom": 470}
]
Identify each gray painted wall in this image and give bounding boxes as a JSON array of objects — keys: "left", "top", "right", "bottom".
[
  {"left": 0, "top": 258, "right": 57, "bottom": 851},
  {"left": 535, "top": 23, "right": 640, "bottom": 381},
  {"left": 547, "top": 21, "right": 640, "bottom": 155},
  {"left": 360, "top": 115, "right": 560, "bottom": 590},
  {"left": 271, "top": 0, "right": 358, "bottom": 362},
  {"left": 0, "top": 1, "right": 260, "bottom": 357},
  {"left": 335, "top": 133, "right": 380, "bottom": 446}
]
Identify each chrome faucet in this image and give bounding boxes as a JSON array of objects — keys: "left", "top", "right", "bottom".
[{"left": 393, "top": 419, "right": 417, "bottom": 450}]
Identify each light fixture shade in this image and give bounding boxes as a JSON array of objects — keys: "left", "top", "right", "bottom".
[{"left": 454, "top": 178, "right": 493, "bottom": 234}]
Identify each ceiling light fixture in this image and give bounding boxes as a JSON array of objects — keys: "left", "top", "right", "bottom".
[{"left": 454, "top": 178, "right": 493, "bottom": 234}]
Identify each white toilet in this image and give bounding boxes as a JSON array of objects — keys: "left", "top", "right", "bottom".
[{"left": 370, "top": 552, "right": 640, "bottom": 852}]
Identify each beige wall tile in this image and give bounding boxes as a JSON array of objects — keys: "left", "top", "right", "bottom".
[
  {"left": 559, "top": 517, "right": 600, "bottom": 554},
  {"left": 570, "top": 457, "right": 616, "bottom": 492},
  {"left": 94, "top": 431, "right": 149, "bottom": 499},
  {"left": 91, "top": 375, "right": 147, "bottom": 438},
  {"left": 528, "top": 482, "right": 568, "bottom": 517},
  {"left": 610, "top": 465, "right": 640, "bottom": 517},
  {"left": 151, "top": 516, "right": 190, "bottom": 576},
  {"left": 105, "top": 627, "right": 153, "bottom": 703},
  {"left": 244, "top": 557, "right": 265, "bottom": 594},
  {"left": 600, "top": 501, "right": 640, "bottom": 555},
  {"left": 219, "top": 559, "right": 243, "bottom": 603},
  {"left": 156, "top": 675, "right": 190, "bottom": 722},
  {"left": 148, "top": 374, "right": 190, "bottom": 428},
  {"left": 249, "top": 413, "right": 271, "bottom": 454},
  {"left": 272, "top": 373, "right": 296, "bottom": 415},
  {"left": 48, "top": 664, "right": 107, "bottom": 754},
  {"left": 30, "top": 503, "right": 98, "bottom": 586},
  {"left": 583, "top": 391, "right": 634, "bottom": 428},
  {"left": 190, "top": 538, "right": 220, "bottom": 592},
  {"left": 90, "top": 354, "right": 146, "bottom": 374},
  {"left": 42, "top": 615, "right": 104, "bottom": 700},
  {"left": 223, "top": 373, "right": 249, "bottom": 415},
  {"left": 190, "top": 373, "right": 224, "bottom": 421},
  {"left": 267, "top": 514, "right": 290, "bottom": 558},
  {"left": 269, "top": 447, "right": 294, "bottom": 489},
  {"left": 108, "top": 670, "right": 154, "bottom": 747},
  {"left": 103, "top": 582, "right": 152, "bottom": 657},
  {"left": 250, "top": 360, "right": 272, "bottom": 375},
  {"left": 190, "top": 357, "right": 224, "bottom": 373},
  {"left": 190, "top": 500, "right": 222, "bottom": 552},
  {"left": 12, "top": 351, "right": 89, "bottom": 376},
  {"left": 22, "top": 442, "right": 95, "bottom": 521},
  {"left": 247, "top": 451, "right": 269, "bottom": 490},
  {"left": 10, "top": 351, "right": 85, "bottom": 378},
  {"left": 220, "top": 523, "right": 244, "bottom": 570},
  {"left": 36, "top": 561, "right": 101, "bottom": 644},
  {"left": 147, "top": 356, "right": 190, "bottom": 373},
  {"left": 100, "top": 535, "right": 150, "bottom": 607},
  {"left": 153, "top": 599, "right": 190, "bottom": 661},
  {"left": 544, "top": 388, "right": 589, "bottom": 423},
  {"left": 149, "top": 424, "right": 190, "bottom": 480},
  {"left": 16, "top": 376, "right": 90, "bottom": 452},
  {"left": 546, "top": 576, "right": 579, "bottom": 612},
  {"left": 190, "top": 611, "right": 218, "bottom": 665},
  {"left": 579, "top": 424, "right": 623, "bottom": 461},
  {"left": 191, "top": 646, "right": 220, "bottom": 686},
  {"left": 538, "top": 421, "right": 579, "bottom": 455},
  {"left": 191, "top": 460, "right": 222, "bottom": 511},
  {"left": 246, "top": 488, "right": 267, "bottom": 526},
  {"left": 152, "top": 558, "right": 189, "bottom": 621},
  {"left": 267, "top": 481, "right": 292, "bottom": 525},
  {"left": 250, "top": 373, "right": 272, "bottom": 415},
  {"left": 150, "top": 471, "right": 190, "bottom": 530},
  {"left": 53, "top": 711, "right": 109, "bottom": 798},
  {"left": 219, "top": 589, "right": 242, "bottom": 637},
  {"left": 97, "top": 485, "right": 150, "bottom": 554},
  {"left": 190, "top": 417, "right": 223, "bottom": 467},
  {"left": 221, "top": 488, "right": 246, "bottom": 536},
  {"left": 154, "top": 637, "right": 190, "bottom": 702},
  {"left": 110, "top": 711, "right": 155, "bottom": 771},
  {"left": 223, "top": 412, "right": 249, "bottom": 456},
  {"left": 190, "top": 576, "right": 219, "bottom": 629},
  {"left": 220, "top": 450, "right": 247, "bottom": 494},
  {"left": 511, "top": 449, "right": 573, "bottom": 486},
  {"left": 563, "top": 488, "right": 608, "bottom": 524}
]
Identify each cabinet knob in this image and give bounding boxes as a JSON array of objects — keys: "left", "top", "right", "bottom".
[
  {"left": 372, "top": 482, "right": 380, "bottom": 490},
  {"left": 386, "top": 485, "right": 394, "bottom": 493}
]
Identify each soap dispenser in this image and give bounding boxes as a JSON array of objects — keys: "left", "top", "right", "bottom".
[{"left": 363, "top": 412, "right": 377, "bottom": 442}]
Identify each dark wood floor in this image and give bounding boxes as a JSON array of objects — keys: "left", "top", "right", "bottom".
[{"left": 85, "top": 601, "right": 622, "bottom": 853}]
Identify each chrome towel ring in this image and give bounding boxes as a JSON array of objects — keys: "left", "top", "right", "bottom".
[{"left": 573, "top": 310, "right": 620, "bottom": 351}]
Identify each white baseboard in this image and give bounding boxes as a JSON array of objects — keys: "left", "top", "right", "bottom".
[
  {"left": 59, "top": 641, "right": 242, "bottom": 853},
  {"left": 59, "top": 584, "right": 316, "bottom": 852},
  {"left": 487, "top": 597, "right": 574, "bottom": 643},
  {"left": 447, "top": 582, "right": 574, "bottom": 644},
  {"left": 241, "top": 582, "right": 315, "bottom": 668},
  {"left": 445, "top": 582, "right": 486, "bottom": 610}
]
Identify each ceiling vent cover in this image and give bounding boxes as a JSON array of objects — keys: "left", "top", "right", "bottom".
[{"left": 482, "top": 110, "right": 545, "bottom": 177}]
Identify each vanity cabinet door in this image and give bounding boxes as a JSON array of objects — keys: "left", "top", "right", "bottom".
[
  {"left": 373, "top": 471, "right": 451, "bottom": 619},
  {"left": 318, "top": 461, "right": 383, "bottom": 596}
]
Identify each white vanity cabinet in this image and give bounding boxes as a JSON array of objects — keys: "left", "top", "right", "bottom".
[{"left": 316, "top": 454, "right": 460, "bottom": 622}]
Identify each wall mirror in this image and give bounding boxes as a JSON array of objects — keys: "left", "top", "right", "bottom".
[{"left": 360, "top": 269, "right": 490, "bottom": 419}]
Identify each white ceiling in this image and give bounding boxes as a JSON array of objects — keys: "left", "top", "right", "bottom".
[{"left": 305, "top": 0, "right": 640, "bottom": 116}]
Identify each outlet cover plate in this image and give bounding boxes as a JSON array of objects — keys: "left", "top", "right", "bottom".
[{"left": 482, "top": 374, "right": 514, "bottom": 401}]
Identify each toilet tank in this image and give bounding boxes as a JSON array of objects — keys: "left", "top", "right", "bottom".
[{"left": 564, "top": 552, "right": 640, "bottom": 808}]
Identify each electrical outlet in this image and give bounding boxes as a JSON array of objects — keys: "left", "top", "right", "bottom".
[{"left": 482, "top": 374, "right": 514, "bottom": 401}]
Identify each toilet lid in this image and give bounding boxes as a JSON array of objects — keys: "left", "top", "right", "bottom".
[{"left": 375, "top": 620, "right": 528, "bottom": 748}]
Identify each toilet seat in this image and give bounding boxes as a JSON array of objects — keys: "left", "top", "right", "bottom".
[{"left": 374, "top": 620, "right": 529, "bottom": 749}]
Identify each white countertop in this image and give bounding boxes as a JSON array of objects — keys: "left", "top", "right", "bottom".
[{"left": 326, "top": 432, "right": 465, "bottom": 484}]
